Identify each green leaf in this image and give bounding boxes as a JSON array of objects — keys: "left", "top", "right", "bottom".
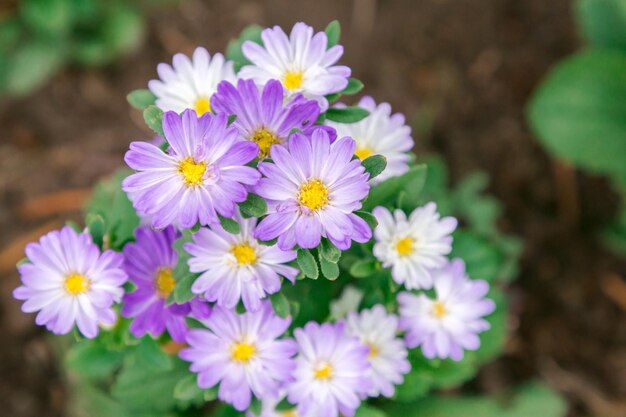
[
  {"left": 270, "top": 292, "right": 290, "bottom": 318},
  {"left": 173, "top": 374, "right": 203, "bottom": 402},
  {"left": 127, "top": 89, "right": 156, "bottom": 110},
  {"left": 239, "top": 193, "right": 268, "bottom": 218},
  {"left": 297, "top": 248, "right": 319, "bottom": 279},
  {"left": 86, "top": 213, "right": 106, "bottom": 248},
  {"left": 171, "top": 230, "right": 197, "bottom": 304},
  {"left": 219, "top": 214, "right": 241, "bottom": 234},
  {"left": 4, "top": 41, "right": 64, "bottom": 96},
  {"left": 21, "top": 0, "right": 72, "bottom": 36},
  {"left": 528, "top": 49, "right": 626, "bottom": 184},
  {"left": 320, "top": 239, "right": 341, "bottom": 263},
  {"left": 320, "top": 256, "right": 340, "bottom": 280},
  {"left": 364, "top": 164, "right": 427, "bottom": 211},
  {"left": 362, "top": 154, "right": 387, "bottom": 179},
  {"left": 143, "top": 105, "right": 164, "bottom": 136},
  {"left": 349, "top": 259, "right": 378, "bottom": 278},
  {"left": 325, "top": 92, "right": 342, "bottom": 103},
  {"left": 326, "top": 106, "right": 370, "bottom": 123},
  {"left": 355, "top": 210, "right": 378, "bottom": 231},
  {"left": 65, "top": 340, "right": 124, "bottom": 380},
  {"left": 226, "top": 24, "right": 264, "bottom": 71},
  {"left": 325, "top": 20, "right": 341, "bottom": 47},
  {"left": 576, "top": 0, "right": 626, "bottom": 50},
  {"left": 341, "top": 78, "right": 364, "bottom": 95}
]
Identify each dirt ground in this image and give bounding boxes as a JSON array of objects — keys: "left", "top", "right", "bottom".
[{"left": 1, "top": 0, "right": 625, "bottom": 416}]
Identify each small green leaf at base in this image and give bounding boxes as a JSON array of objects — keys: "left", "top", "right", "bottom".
[
  {"left": 341, "top": 78, "right": 364, "bottom": 95},
  {"left": 325, "top": 20, "right": 341, "bottom": 47},
  {"left": 270, "top": 292, "right": 290, "bottom": 318},
  {"left": 349, "top": 259, "right": 379, "bottom": 278},
  {"left": 355, "top": 210, "right": 378, "bottom": 231},
  {"left": 127, "top": 89, "right": 156, "bottom": 110},
  {"left": 320, "top": 239, "right": 341, "bottom": 263},
  {"left": 143, "top": 105, "right": 164, "bottom": 136},
  {"left": 362, "top": 155, "right": 387, "bottom": 179},
  {"left": 320, "top": 256, "right": 340, "bottom": 280},
  {"left": 218, "top": 215, "right": 241, "bottom": 235},
  {"left": 326, "top": 106, "right": 370, "bottom": 123},
  {"left": 297, "top": 248, "right": 319, "bottom": 279},
  {"left": 239, "top": 193, "right": 268, "bottom": 218}
]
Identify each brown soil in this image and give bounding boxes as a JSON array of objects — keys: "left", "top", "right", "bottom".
[{"left": 1, "top": 0, "right": 625, "bottom": 416}]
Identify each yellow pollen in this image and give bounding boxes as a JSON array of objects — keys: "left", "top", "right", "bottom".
[
  {"left": 178, "top": 157, "right": 207, "bottom": 186},
  {"left": 155, "top": 268, "right": 176, "bottom": 298},
  {"left": 354, "top": 147, "right": 373, "bottom": 161},
  {"left": 281, "top": 410, "right": 299, "bottom": 417},
  {"left": 367, "top": 342, "right": 379, "bottom": 358},
  {"left": 250, "top": 127, "right": 280, "bottom": 158},
  {"left": 232, "top": 243, "right": 257, "bottom": 265},
  {"left": 314, "top": 362, "right": 333, "bottom": 380},
  {"left": 231, "top": 342, "right": 256, "bottom": 362},
  {"left": 283, "top": 71, "right": 304, "bottom": 91},
  {"left": 395, "top": 237, "right": 413, "bottom": 256},
  {"left": 64, "top": 273, "right": 90, "bottom": 295},
  {"left": 194, "top": 97, "right": 211, "bottom": 116},
  {"left": 432, "top": 301, "right": 447, "bottom": 318},
  {"left": 298, "top": 179, "right": 329, "bottom": 211}
]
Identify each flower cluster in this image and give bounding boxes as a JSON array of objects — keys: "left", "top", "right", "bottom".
[{"left": 13, "top": 21, "right": 500, "bottom": 417}]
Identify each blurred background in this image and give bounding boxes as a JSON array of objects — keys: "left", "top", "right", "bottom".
[{"left": 0, "top": 0, "right": 625, "bottom": 416}]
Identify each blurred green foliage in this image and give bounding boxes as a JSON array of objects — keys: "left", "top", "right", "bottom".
[
  {"left": 0, "top": 0, "right": 152, "bottom": 97},
  {"left": 528, "top": 0, "right": 626, "bottom": 258}
]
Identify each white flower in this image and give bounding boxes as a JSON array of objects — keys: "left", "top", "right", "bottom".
[
  {"left": 398, "top": 259, "right": 496, "bottom": 361},
  {"left": 185, "top": 211, "right": 298, "bottom": 311},
  {"left": 239, "top": 22, "right": 351, "bottom": 110},
  {"left": 330, "top": 285, "right": 364, "bottom": 320},
  {"left": 326, "top": 97, "right": 414, "bottom": 183},
  {"left": 372, "top": 203, "right": 457, "bottom": 290},
  {"left": 148, "top": 47, "right": 236, "bottom": 115},
  {"left": 345, "top": 306, "right": 411, "bottom": 398}
]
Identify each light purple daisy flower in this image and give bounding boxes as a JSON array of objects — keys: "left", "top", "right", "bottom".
[
  {"left": 179, "top": 303, "right": 297, "bottom": 411},
  {"left": 184, "top": 210, "right": 298, "bottom": 311},
  {"left": 345, "top": 306, "right": 411, "bottom": 398},
  {"left": 398, "top": 258, "right": 496, "bottom": 361},
  {"left": 123, "top": 110, "right": 261, "bottom": 229},
  {"left": 13, "top": 226, "right": 127, "bottom": 338},
  {"left": 121, "top": 226, "right": 211, "bottom": 342},
  {"left": 254, "top": 129, "right": 371, "bottom": 251},
  {"left": 287, "top": 322, "right": 372, "bottom": 417},
  {"left": 239, "top": 22, "right": 351, "bottom": 110},
  {"left": 211, "top": 79, "right": 320, "bottom": 158}
]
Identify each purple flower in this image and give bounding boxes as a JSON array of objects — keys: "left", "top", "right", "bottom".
[
  {"left": 123, "top": 110, "right": 261, "bottom": 229},
  {"left": 13, "top": 226, "right": 127, "bottom": 338},
  {"left": 287, "top": 322, "right": 372, "bottom": 417},
  {"left": 185, "top": 210, "right": 298, "bottom": 312},
  {"left": 211, "top": 79, "right": 320, "bottom": 158},
  {"left": 121, "top": 226, "right": 211, "bottom": 342},
  {"left": 398, "top": 259, "right": 496, "bottom": 361},
  {"left": 180, "top": 304, "right": 297, "bottom": 411},
  {"left": 345, "top": 306, "right": 411, "bottom": 398},
  {"left": 254, "top": 129, "right": 371, "bottom": 250},
  {"left": 239, "top": 22, "right": 351, "bottom": 110}
]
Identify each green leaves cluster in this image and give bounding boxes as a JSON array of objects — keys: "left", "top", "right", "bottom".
[
  {"left": 0, "top": 0, "right": 148, "bottom": 96},
  {"left": 528, "top": 0, "right": 626, "bottom": 257}
]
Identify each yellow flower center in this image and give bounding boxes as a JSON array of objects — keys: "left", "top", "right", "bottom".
[
  {"left": 178, "top": 157, "right": 207, "bottom": 186},
  {"left": 231, "top": 342, "right": 256, "bottom": 362},
  {"left": 283, "top": 71, "right": 304, "bottom": 91},
  {"left": 64, "top": 273, "right": 90, "bottom": 295},
  {"left": 298, "top": 179, "right": 329, "bottom": 211},
  {"left": 395, "top": 237, "right": 413, "bottom": 256},
  {"left": 367, "top": 342, "right": 379, "bottom": 358},
  {"left": 194, "top": 97, "right": 211, "bottom": 116},
  {"left": 155, "top": 268, "right": 176, "bottom": 298},
  {"left": 232, "top": 243, "right": 257, "bottom": 265},
  {"left": 354, "top": 146, "right": 373, "bottom": 161},
  {"left": 432, "top": 301, "right": 447, "bottom": 318},
  {"left": 281, "top": 410, "right": 299, "bottom": 417},
  {"left": 314, "top": 362, "right": 334, "bottom": 380},
  {"left": 250, "top": 127, "right": 280, "bottom": 158}
]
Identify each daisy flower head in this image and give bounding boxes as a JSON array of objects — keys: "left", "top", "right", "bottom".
[
  {"left": 13, "top": 226, "right": 127, "bottom": 338},
  {"left": 184, "top": 210, "right": 298, "bottom": 312},
  {"left": 179, "top": 303, "right": 297, "bottom": 411},
  {"left": 287, "top": 321, "right": 372, "bottom": 417},
  {"left": 121, "top": 226, "right": 211, "bottom": 342},
  {"left": 254, "top": 128, "right": 372, "bottom": 251},
  {"left": 326, "top": 96, "right": 414, "bottom": 183},
  {"left": 345, "top": 306, "right": 410, "bottom": 398},
  {"left": 211, "top": 79, "right": 321, "bottom": 158},
  {"left": 123, "top": 109, "right": 261, "bottom": 229},
  {"left": 397, "top": 258, "right": 496, "bottom": 361},
  {"left": 239, "top": 22, "right": 351, "bottom": 110},
  {"left": 148, "top": 47, "right": 236, "bottom": 116},
  {"left": 372, "top": 203, "right": 457, "bottom": 290}
]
